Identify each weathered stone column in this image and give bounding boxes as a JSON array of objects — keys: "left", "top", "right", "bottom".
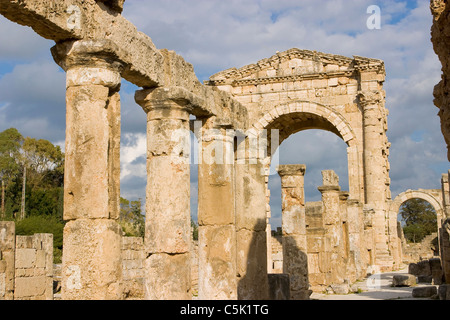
[
  {"left": 0, "top": 221, "right": 15, "bottom": 300},
  {"left": 277, "top": 164, "right": 310, "bottom": 300},
  {"left": 235, "top": 133, "right": 269, "bottom": 300},
  {"left": 359, "top": 90, "right": 392, "bottom": 270},
  {"left": 197, "top": 120, "right": 237, "bottom": 300},
  {"left": 441, "top": 172, "right": 450, "bottom": 284},
  {"left": 346, "top": 199, "right": 365, "bottom": 281},
  {"left": 318, "top": 170, "right": 344, "bottom": 286},
  {"left": 51, "top": 40, "right": 125, "bottom": 300},
  {"left": 135, "top": 89, "right": 192, "bottom": 300}
]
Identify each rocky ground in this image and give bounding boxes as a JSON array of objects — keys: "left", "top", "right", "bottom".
[{"left": 310, "top": 265, "right": 439, "bottom": 300}]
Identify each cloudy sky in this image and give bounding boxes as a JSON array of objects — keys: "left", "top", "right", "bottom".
[{"left": 0, "top": 0, "right": 448, "bottom": 228}]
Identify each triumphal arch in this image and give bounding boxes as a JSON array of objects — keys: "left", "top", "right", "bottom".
[{"left": 1, "top": 0, "right": 448, "bottom": 300}]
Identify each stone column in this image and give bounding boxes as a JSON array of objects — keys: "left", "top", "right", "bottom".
[
  {"left": 0, "top": 221, "right": 15, "bottom": 300},
  {"left": 442, "top": 173, "right": 450, "bottom": 219},
  {"left": 135, "top": 89, "right": 191, "bottom": 300},
  {"left": 318, "top": 170, "right": 344, "bottom": 286},
  {"left": 235, "top": 133, "right": 269, "bottom": 300},
  {"left": 359, "top": 90, "right": 392, "bottom": 270},
  {"left": 441, "top": 172, "right": 450, "bottom": 283},
  {"left": 346, "top": 199, "right": 365, "bottom": 281},
  {"left": 277, "top": 164, "right": 310, "bottom": 300},
  {"left": 197, "top": 120, "right": 237, "bottom": 300},
  {"left": 51, "top": 40, "right": 124, "bottom": 300}
]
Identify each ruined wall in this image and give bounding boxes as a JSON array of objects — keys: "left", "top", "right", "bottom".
[
  {"left": 270, "top": 170, "right": 368, "bottom": 294},
  {"left": 122, "top": 237, "right": 145, "bottom": 300},
  {"left": 402, "top": 233, "right": 439, "bottom": 264},
  {"left": 14, "top": 234, "right": 53, "bottom": 300},
  {"left": 431, "top": 0, "right": 450, "bottom": 160}
]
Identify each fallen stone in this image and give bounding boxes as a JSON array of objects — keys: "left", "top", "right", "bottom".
[
  {"left": 417, "top": 275, "right": 432, "bottom": 284},
  {"left": 330, "top": 283, "right": 350, "bottom": 295},
  {"left": 392, "top": 274, "right": 416, "bottom": 287},
  {"left": 412, "top": 286, "right": 437, "bottom": 298},
  {"left": 438, "top": 284, "right": 450, "bottom": 300},
  {"left": 408, "top": 261, "right": 431, "bottom": 276}
]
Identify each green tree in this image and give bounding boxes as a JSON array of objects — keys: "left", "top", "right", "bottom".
[
  {"left": 120, "top": 197, "right": 145, "bottom": 237},
  {"left": 20, "top": 137, "right": 64, "bottom": 219},
  {"left": 0, "top": 128, "right": 23, "bottom": 217},
  {"left": 399, "top": 198, "right": 437, "bottom": 243},
  {"left": 191, "top": 219, "right": 198, "bottom": 241}
]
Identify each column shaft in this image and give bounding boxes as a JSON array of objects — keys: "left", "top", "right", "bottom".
[
  {"left": 235, "top": 136, "right": 269, "bottom": 300},
  {"left": 52, "top": 40, "right": 124, "bottom": 300},
  {"left": 360, "top": 90, "right": 392, "bottom": 270},
  {"left": 197, "top": 124, "right": 237, "bottom": 300},
  {"left": 136, "top": 90, "right": 191, "bottom": 300},
  {"left": 277, "top": 165, "right": 310, "bottom": 300}
]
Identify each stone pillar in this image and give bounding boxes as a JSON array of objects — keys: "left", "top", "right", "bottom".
[
  {"left": 235, "top": 133, "right": 269, "bottom": 300},
  {"left": 197, "top": 120, "right": 237, "bottom": 300},
  {"left": 442, "top": 173, "right": 450, "bottom": 219},
  {"left": 135, "top": 89, "right": 191, "bottom": 300},
  {"left": 318, "top": 170, "right": 344, "bottom": 286},
  {"left": 51, "top": 40, "right": 125, "bottom": 300},
  {"left": 346, "top": 199, "right": 365, "bottom": 280},
  {"left": 441, "top": 172, "right": 450, "bottom": 283},
  {"left": 359, "top": 90, "right": 392, "bottom": 270},
  {"left": 277, "top": 164, "right": 310, "bottom": 300},
  {"left": 0, "top": 221, "right": 15, "bottom": 300}
]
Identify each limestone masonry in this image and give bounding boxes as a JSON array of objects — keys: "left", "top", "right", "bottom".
[{"left": 0, "top": 0, "right": 449, "bottom": 300}]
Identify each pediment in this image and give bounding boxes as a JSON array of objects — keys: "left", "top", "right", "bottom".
[{"left": 207, "top": 48, "right": 384, "bottom": 86}]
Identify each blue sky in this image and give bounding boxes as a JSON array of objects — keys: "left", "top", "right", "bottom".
[{"left": 0, "top": 0, "right": 448, "bottom": 228}]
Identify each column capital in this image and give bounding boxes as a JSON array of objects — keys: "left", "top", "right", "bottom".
[
  {"left": 51, "top": 39, "right": 128, "bottom": 90},
  {"left": 276, "top": 164, "right": 306, "bottom": 177},
  {"left": 135, "top": 86, "right": 205, "bottom": 115},
  {"left": 357, "top": 90, "right": 384, "bottom": 109}
]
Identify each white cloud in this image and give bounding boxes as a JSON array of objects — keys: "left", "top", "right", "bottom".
[{"left": 0, "top": 16, "right": 54, "bottom": 61}]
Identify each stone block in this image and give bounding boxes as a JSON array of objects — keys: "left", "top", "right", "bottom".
[
  {"left": 14, "top": 276, "right": 50, "bottom": 300},
  {"left": 409, "top": 260, "right": 431, "bottom": 276},
  {"left": 15, "top": 248, "right": 36, "bottom": 269},
  {"left": 392, "top": 274, "right": 416, "bottom": 287},
  {"left": 268, "top": 274, "right": 290, "bottom": 300},
  {"left": 62, "top": 219, "right": 122, "bottom": 300},
  {"left": 145, "top": 252, "right": 191, "bottom": 300},
  {"left": 438, "top": 284, "right": 450, "bottom": 300},
  {"left": 412, "top": 286, "right": 438, "bottom": 299},
  {"left": 417, "top": 275, "right": 433, "bottom": 284}
]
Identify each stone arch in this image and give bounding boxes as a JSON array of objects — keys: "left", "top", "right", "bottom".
[
  {"left": 388, "top": 189, "right": 444, "bottom": 266},
  {"left": 247, "top": 100, "right": 362, "bottom": 202},
  {"left": 390, "top": 189, "right": 444, "bottom": 222},
  {"left": 250, "top": 100, "right": 357, "bottom": 147}
]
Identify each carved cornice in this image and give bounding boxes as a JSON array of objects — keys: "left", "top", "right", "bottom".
[{"left": 206, "top": 48, "right": 385, "bottom": 87}]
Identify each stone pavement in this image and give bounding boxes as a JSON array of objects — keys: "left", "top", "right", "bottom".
[{"left": 310, "top": 266, "right": 439, "bottom": 300}]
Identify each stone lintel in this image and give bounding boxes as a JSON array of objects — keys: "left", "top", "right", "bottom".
[
  {"left": 96, "top": 0, "right": 125, "bottom": 13},
  {"left": 276, "top": 165, "right": 306, "bottom": 177},
  {"left": 318, "top": 185, "right": 341, "bottom": 193}
]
